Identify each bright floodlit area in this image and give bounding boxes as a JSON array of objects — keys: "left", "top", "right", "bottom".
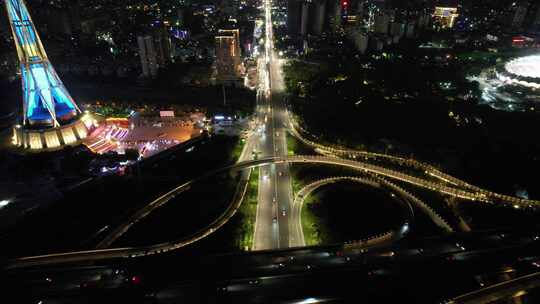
[
  {"left": 469, "top": 53, "right": 540, "bottom": 112},
  {"left": 505, "top": 55, "right": 540, "bottom": 78}
]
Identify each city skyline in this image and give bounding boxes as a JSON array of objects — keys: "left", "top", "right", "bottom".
[{"left": 1, "top": 0, "right": 540, "bottom": 302}]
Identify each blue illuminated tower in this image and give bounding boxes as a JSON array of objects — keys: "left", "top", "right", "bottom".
[{"left": 5, "top": 0, "right": 91, "bottom": 150}]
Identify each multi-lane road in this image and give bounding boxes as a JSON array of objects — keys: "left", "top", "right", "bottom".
[
  {"left": 7, "top": 153, "right": 540, "bottom": 269},
  {"left": 252, "top": 0, "right": 298, "bottom": 250},
  {"left": 5, "top": 0, "right": 540, "bottom": 271},
  {"left": 8, "top": 228, "right": 540, "bottom": 304}
]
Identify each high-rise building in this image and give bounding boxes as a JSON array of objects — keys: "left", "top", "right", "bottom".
[
  {"left": 287, "top": 0, "right": 312, "bottom": 36},
  {"left": 505, "top": 1, "right": 540, "bottom": 31},
  {"left": 534, "top": 6, "right": 540, "bottom": 29},
  {"left": 43, "top": 0, "right": 82, "bottom": 36},
  {"left": 406, "top": 21, "right": 416, "bottom": 38},
  {"left": 370, "top": 35, "right": 384, "bottom": 51},
  {"left": 68, "top": 0, "right": 82, "bottom": 33},
  {"left": 383, "top": 8, "right": 396, "bottom": 22},
  {"left": 300, "top": 2, "right": 310, "bottom": 35},
  {"left": 289, "top": 0, "right": 346, "bottom": 36},
  {"left": 137, "top": 29, "right": 173, "bottom": 78},
  {"left": 354, "top": 0, "right": 364, "bottom": 14},
  {"left": 4, "top": 0, "right": 91, "bottom": 151},
  {"left": 287, "top": 0, "right": 302, "bottom": 35},
  {"left": 374, "top": 12, "right": 390, "bottom": 34},
  {"left": 349, "top": 28, "right": 369, "bottom": 53},
  {"left": 390, "top": 22, "right": 405, "bottom": 38},
  {"left": 154, "top": 28, "right": 173, "bottom": 66},
  {"left": 177, "top": 8, "right": 185, "bottom": 28},
  {"left": 521, "top": 2, "right": 540, "bottom": 31},
  {"left": 534, "top": 6, "right": 540, "bottom": 24},
  {"left": 138, "top": 35, "right": 158, "bottom": 78},
  {"left": 418, "top": 12, "right": 431, "bottom": 29},
  {"left": 343, "top": 0, "right": 364, "bottom": 25},
  {"left": 215, "top": 29, "right": 243, "bottom": 85},
  {"left": 512, "top": 2, "right": 528, "bottom": 29},
  {"left": 310, "top": 0, "right": 326, "bottom": 35},
  {"left": 433, "top": 6, "right": 459, "bottom": 29},
  {"left": 327, "top": 0, "right": 342, "bottom": 32}
]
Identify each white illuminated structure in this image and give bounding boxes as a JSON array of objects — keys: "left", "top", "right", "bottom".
[
  {"left": 497, "top": 55, "right": 540, "bottom": 89},
  {"left": 505, "top": 55, "right": 540, "bottom": 79},
  {"left": 0, "top": 199, "right": 10, "bottom": 208}
]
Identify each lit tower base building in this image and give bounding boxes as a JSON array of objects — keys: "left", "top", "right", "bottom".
[{"left": 5, "top": 0, "right": 92, "bottom": 151}]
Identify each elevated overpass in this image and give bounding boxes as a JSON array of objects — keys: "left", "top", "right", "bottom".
[
  {"left": 5, "top": 228, "right": 540, "bottom": 304},
  {"left": 6, "top": 153, "right": 538, "bottom": 270}
]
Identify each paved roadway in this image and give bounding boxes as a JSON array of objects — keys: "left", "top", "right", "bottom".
[
  {"left": 94, "top": 120, "right": 258, "bottom": 250},
  {"left": 290, "top": 175, "right": 417, "bottom": 247},
  {"left": 290, "top": 175, "right": 453, "bottom": 234},
  {"left": 253, "top": 0, "right": 295, "bottom": 250},
  {"left": 8, "top": 154, "right": 540, "bottom": 269},
  {"left": 8, "top": 229, "right": 540, "bottom": 304},
  {"left": 449, "top": 271, "right": 540, "bottom": 304},
  {"left": 288, "top": 119, "right": 540, "bottom": 207}
]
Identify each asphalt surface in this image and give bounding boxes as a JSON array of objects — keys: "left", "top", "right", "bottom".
[
  {"left": 253, "top": 0, "right": 296, "bottom": 250},
  {"left": 6, "top": 228, "right": 540, "bottom": 304}
]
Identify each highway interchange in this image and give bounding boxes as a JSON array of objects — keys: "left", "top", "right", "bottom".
[
  {"left": 5, "top": 0, "right": 540, "bottom": 272},
  {"left": 291, "top": 175, "right": 416, "bottom": 247},
  {"left": 7, "top": 151, "right": 540, "bottom": 269},
  {"left": 2, "top": 0, "right": 540, "bottom": 302}
]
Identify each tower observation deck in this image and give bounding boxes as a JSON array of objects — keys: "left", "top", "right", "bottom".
[{"left": 4, "top": 0, "right": 92, "bottom": 151}]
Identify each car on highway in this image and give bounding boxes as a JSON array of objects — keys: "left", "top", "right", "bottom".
[{"left": 272, "top": 217, "right": 277, "bottom": 223}]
